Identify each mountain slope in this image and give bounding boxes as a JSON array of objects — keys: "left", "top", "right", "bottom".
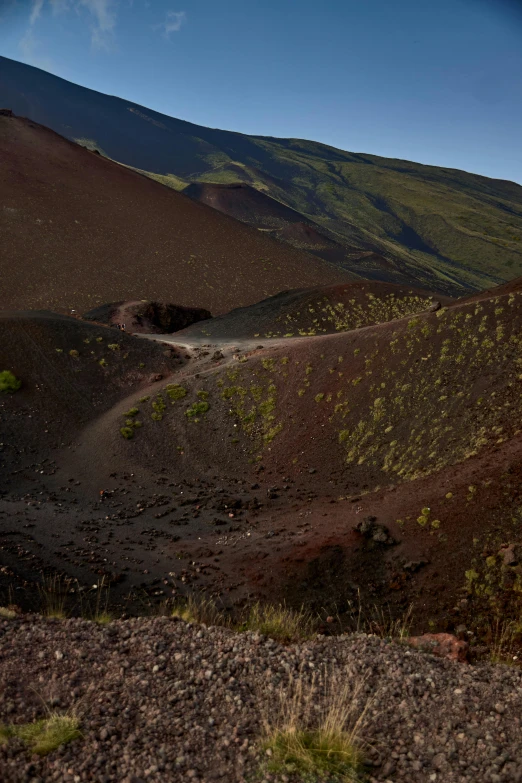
[
  {"left": 183, "top": 182, "right": 408, "bottom": 283},
  {"left": 2, "top": 55, "right": 522, "bottom": 296},
  {"left": 0, "top": 112, "right": 350, "bottom": 314}
]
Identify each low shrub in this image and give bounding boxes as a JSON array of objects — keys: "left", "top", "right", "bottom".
[
  {"left": 0, "top": 370, "right": 21, "bottom": 393},
  {"left": 185, "top": 401, "right": 210, "bottom": 419}
]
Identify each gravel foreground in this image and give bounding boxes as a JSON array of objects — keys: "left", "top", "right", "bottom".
[{"left": 1, "top": 615, "right": 522, "bottom": 783}]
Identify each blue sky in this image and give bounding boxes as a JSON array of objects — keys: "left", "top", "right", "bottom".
[{"left": 2, "top": 0, "right": 522, "bottom": 184}]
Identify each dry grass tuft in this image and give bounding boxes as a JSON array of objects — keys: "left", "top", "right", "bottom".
[
  {"left": 88, "top": 578, "right": 113, "bottom": 625},
  {"left": 0, "top": 688, "right": 86, "bottom": 756},
  {"left": 487, "top": 617, "right": 522, "bottom": 667},
  {"left": 261, "top": 666, "right": 373, "bottom": 782},
  {"left": 344, "top": 591, "right": 413, "bottom": 640},
  {"left": 242, "top": 602, "right": 317, "bottom": 643},
  {"left": 38, "top": 573, "right": 69, "bottom": 619},
  {"left": 172, "top": 594, "right": 229, "bottom": 627},
  {"left": 0, "top": 713, "right": 81, "bottom": 755},
  {"left": 0, "top": 606, "right": 18, "bottom": 619}
]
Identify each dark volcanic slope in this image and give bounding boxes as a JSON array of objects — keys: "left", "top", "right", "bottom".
[
  {"left": 77, "top": 277, "right": 522, "bottom": 638},
  {"left": 183, "top": 181, "right": 307, "bottom": 228},
  {"left": 3, "top": 54, "right": 522, "bottom": 296},
  {"left": 0, "top": 114, "right": 350, "bottom": 314},
  {"left": 3, "top": 277, "right": 522, "bottom": 650},
  {"left": 184, "top": 184, "right": 406, "bottom": 284},
  {"left": 179, "top": 281, "right": 451, "bottom": 340}
]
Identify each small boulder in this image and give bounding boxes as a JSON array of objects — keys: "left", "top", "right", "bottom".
[
  {"left": 404, "top": 559, "right": 429, "bottom": 573},
  {"left": 406, "top": 632, "right": 469, "bottom": 663},
  {"left": 355, "top": 516, "right": 396, "bottom": 545},
  {"left": 499, "top": 543, "right": 518, "bottom": 567}
]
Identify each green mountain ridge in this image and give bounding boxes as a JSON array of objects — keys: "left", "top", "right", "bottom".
[{"left": 1, "top": 54, "right": 522, "bottom": 295}]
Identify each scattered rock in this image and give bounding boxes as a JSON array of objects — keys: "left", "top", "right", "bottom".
[
  {"left": 406, "top": 633, "right": 469, "bottom": 663},
  {"left": 355, "top": 516, "right": 397, "bottom": 545},
  {"left": 499, "top": 543, "right": 518, "bottom": 566},
  {"left": 0, "top": 618, "right": 520, "bottom": 782},
  {"left": 403, "top": 559, "right": 429, "bottom": 573}
]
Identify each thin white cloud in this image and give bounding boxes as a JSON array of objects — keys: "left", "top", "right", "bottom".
[
  {"left": 78, "top": 0, "right": 117, "bottom": 48},
  {"left": 161, "top": 9, "right": 186, "bottom": 37},
  {"left": 50, "top": 0, "right": 71, "bottom": 13},
  {"left": 20, "top": 0, "right": 117, "bottom": 51},
  {"left": 29, "top": 0, "right": 45, "bottom": 25}
]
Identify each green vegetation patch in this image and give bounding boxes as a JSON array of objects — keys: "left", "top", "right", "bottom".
[
  {"left": 166, "top": 384, "right": 187, "bottom": 401},
  {"left": 151, "top": 395, "right": 166, "bottom": 421},
  {"left": 0, "top": 370, "right": 21, "bottom": 393},
  {"left": 120, "top": 406, "right": 142, "bottom": 438},
  {"left": 185, "top": 401, "right": 210, "bottom": 420},
  {"left": 0, "top": 714, "right": 81, "bottom": 756}
]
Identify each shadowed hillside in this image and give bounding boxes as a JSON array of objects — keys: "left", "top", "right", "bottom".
[
  {"left": 0, "top": 113, "right": 350, "bottom": 314},
  {"left": 2, "top": 55, "right": 522, "bottom": 296}
]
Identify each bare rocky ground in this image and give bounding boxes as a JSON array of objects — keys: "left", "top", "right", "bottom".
[{"left": 1, "top": 613, "right": 522, "bottom": 783}]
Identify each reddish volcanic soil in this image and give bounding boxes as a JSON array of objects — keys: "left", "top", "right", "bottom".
[
  {"left": 183, "top": 181, "right": 308, "bottom": 228},
  {"left": 0, "top": 114, "right": 350, "bottom": 315},
  {"left": 184, "top": 183, "right": 407, "bottom": 284},
  {"left": 3, "top": 276, "right": 522, "bottom": 661}
]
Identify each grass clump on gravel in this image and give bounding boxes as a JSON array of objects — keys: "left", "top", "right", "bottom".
[
  {"left": 344, "top": 591, "right": 413, "bottom": 641},
  {"left": 38, "top": 574, "right": 68, "bottom": 620},
  {"left": 85, "top": 578, "right": 113, "bottom": 625},
  {"left": 0, "top": 606, "right": 17, "bottom": 619},
  {"left": 0, "top": 370, "right": 22, "bottom": 393},
  {"left": 0, "top": 713, "right": 81, "bottom": 756},
  {"left": 487, "top": 617, "right": 522, "bottom": 666},
  {"left": 241, "top": 603, "right": 317, "bottom": 643},
  {"left": 171, "top": 594, "right": 229, "bottom": 627},
  {"left": 261, "top": 668, "right": 370, "bottom": 782}
]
